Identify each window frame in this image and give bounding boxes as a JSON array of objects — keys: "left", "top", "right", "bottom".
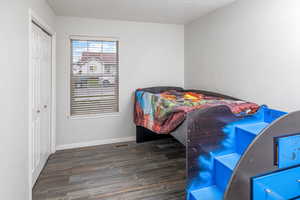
[{"left": 68, "top": 35, "right": 120, "bottom": 119}]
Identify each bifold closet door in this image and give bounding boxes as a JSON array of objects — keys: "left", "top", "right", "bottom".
[{"left": 31, "top": 22, "right": 52, "bottom": 185}]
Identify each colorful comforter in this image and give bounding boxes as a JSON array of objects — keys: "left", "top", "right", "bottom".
[{"left": 134, "top": 90, "right": 260, "bottom": 134}]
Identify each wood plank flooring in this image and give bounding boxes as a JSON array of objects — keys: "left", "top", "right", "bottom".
[{"left": 33, "top": 138, "right": 186, "bottom": 200}]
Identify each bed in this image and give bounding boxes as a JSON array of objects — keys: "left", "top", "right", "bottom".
[
  {"left": 134, "top": 86, "right": 259, "bottom": 146},
  {"left": 133, "top": 86, "right": 262, "bottom": 198},
  {"left": 133, "top": 87, "right": 300, "bottom": 200}
]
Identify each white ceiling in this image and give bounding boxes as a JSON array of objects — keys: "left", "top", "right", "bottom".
[{"left": 47, "top": 0, "right": 236, "bottom": 24}]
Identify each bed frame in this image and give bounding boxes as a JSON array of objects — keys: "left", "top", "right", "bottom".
[
  {"left": 136, "top": 126, "right": 172, "bottom": 143},
  {"left": 134, "top": 87, "right": 300, "bottom": 200}
]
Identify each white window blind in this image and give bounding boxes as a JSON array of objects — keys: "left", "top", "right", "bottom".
[{"left": 70, "top": 37, "right": 119, "bottom": 116}]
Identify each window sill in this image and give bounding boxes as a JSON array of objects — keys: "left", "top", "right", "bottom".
[{"left": 68, "top": 112, "right": 121, "bottom": 120}]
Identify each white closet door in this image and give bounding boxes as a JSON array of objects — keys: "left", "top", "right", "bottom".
[{"left": 31, "top": 22, "right": 52, "bottom": 185}]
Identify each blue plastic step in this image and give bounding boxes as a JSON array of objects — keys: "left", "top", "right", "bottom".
[
  {"left": 199, "top": 142, "right": 235, "bottom": 156},
  {"left": 236, "top": 122, "right": 269, "bottom": 154},
  {"left": 237, "top": 122, "right": 269, "bottom": 135},
  {"left": 197, "top": 142, "right": 236, "bottom": 171},
  {"left": 263, "top": 108, "right": 287, "bottom": 123},
  {"left": 190, "top": 185, "right": 223, "bottom": 200},
  {"left": 214, "top": 153, "right": 241, "bottom": 191}
]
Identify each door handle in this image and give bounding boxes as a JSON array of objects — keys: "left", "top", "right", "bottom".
[
  {"left": 44, "top": 105, "right": 48, "bottom": 109},
  {"left": 37, "top": 110, "right": 41, "bottom": 113}
]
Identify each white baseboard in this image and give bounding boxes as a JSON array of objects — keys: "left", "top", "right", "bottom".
[{"left": 56, "top": 136, "right": 136, "bottom": 151}]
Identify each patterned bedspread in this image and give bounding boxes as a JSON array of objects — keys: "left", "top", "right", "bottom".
[{"left": 134, "top": 90, "right": 260, "bottom": 134}]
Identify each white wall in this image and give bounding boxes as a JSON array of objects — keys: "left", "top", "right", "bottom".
[
  {"left": 185, "top": 0, "right": 300, "bottom": 112},
  {"left": 0, "top": 0, "right": 55, "bottom": 199},
  {"left": 56, "top": 16, "right": 184, "bottom": 148}
]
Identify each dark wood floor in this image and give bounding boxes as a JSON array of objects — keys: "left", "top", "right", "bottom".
[{"left": 33, "top": 138, "right": 186, "bottom": 200}]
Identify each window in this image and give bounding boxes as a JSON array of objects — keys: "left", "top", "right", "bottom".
[{"left": 70, "top": 37, "right": 119, "bottom": 116}]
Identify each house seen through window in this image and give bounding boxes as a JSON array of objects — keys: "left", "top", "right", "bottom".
[{"left": 70, "top": 38, "right": 119, "bottom": 116}]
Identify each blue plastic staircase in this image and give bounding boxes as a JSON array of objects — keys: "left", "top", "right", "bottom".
[{"left": 188, "top": 107, "right": 286, "bottom": 200}]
